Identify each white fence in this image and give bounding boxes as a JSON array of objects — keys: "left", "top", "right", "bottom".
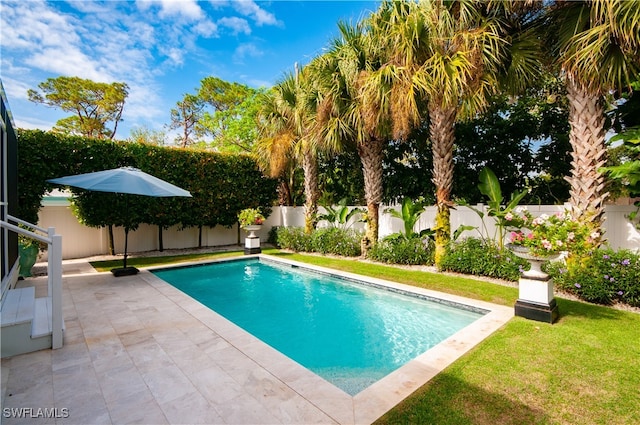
[{"left": 35, "top": 200, "right": 639, "bottom": 260}]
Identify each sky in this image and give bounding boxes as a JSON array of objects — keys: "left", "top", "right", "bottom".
[{"left": 0, "top": 0, "right": 379, "bottom": 140}]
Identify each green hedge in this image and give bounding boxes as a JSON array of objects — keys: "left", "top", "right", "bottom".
[{"left": 17, "top": 129, "right": 277, "bottom": 232}]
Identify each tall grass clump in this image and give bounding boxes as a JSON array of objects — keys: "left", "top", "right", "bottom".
[{"left": 440, "top": 237, "right": 526, "bottom": 281}]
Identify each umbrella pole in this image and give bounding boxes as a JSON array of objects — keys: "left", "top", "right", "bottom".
[
  {"left": 123, "top": 227, "right": 129, "bottom": 269},
  {"left": 111, "top": 195, "right": 138, "bottom": 276}
]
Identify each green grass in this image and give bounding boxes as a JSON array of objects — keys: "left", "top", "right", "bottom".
[
  {"left": 89, "top": 250, "right": 244, "bottom": 272},
  {"left": 92, "top": 248, "right": 640, "bottom": 424}
]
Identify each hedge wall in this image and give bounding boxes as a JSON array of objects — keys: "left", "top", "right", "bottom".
[{"left": 17, "top": 129, "right": 278, "bottom": 233}]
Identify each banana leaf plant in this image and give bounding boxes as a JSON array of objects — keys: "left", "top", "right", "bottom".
[
  {"left": 461, "top": 167, "right": 528, "bottom": 249},
  {"left": 317, "top": 198, "right": 363, "bottom": 230},
  {"left": 384, "top": 197, "right": 432, "bottom": 240}
]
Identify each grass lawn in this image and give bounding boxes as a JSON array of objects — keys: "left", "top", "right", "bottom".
[
  {"left": 93, "top": 248, "right": 640, "bottom": 424},
  {"left": 89, "top": 250, "right": 244, "bottom": 272}
]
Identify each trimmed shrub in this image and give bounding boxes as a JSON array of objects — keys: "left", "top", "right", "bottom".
[
  {"left": 440, "top": 237, "right": 526, "bottom": 281},
  {"left": 547, "top": 249, "right": 640, "bottom": 307},
  {"left": 275, "top": 227, "right": 362, "bottom": 257},
  {"left": 367, "top": 235, "right": 434, "bottom": 265},
  {"left": 275, "top": 227, "right": 313, "bottom": 252},
  {"left": 311, "top": 228, "right": 362, "bottom": 257}
]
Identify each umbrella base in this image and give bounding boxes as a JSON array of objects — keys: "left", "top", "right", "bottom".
[{"left": 111, "top": 266, "right": 139, "bottom": 277}]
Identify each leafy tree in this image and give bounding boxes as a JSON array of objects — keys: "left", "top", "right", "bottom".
[
  {"left": 197, "top": 77, "right": 261, "bottom": 153},
  {"left": 27, "top": 76, "right": 128, "bottom": 139},
  {"left": 602, "top": 127, "right": 640, "bottom": 229},
  {"left": 127, "top": 126, "right": 167, "bottom": 145},
  {"left": 168, "top": 93, "right": 205, "bottom": 148}
]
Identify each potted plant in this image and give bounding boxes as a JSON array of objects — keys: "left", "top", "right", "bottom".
[
  {"left": 238, "top": 208, "right": 265, "bottom": 254},
  {"left": 18, "top": 234, "right": 45, "bottom": 278},
  {"left": 506, "top": 207, "right": 600, "bottom": 260},
  {"left": 505, "top": 207, "right": 600, "bottom": 323},
  {"left": 238, "top": 208, "right": 265, "bottom": 229}
]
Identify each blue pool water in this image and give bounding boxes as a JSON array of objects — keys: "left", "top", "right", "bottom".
[{"left": 153, "top": 258, "right": 484, "bottom": 395}]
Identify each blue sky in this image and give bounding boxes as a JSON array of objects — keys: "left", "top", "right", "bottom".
[{"left": 1, "top": 0, "right": 379, "bottom": 139}]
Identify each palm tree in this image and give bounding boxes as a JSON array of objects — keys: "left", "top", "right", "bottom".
[
  {"left": 309, "top": 20, "right": 389, "bottom": 250},
  {"left": 255, "top": 69, "right": 320, "bottom": 233},
  {"left": 543, "top": 0, "right": 640, "bottom": 228},
  {"left": 361, "top": 0, "right": 542, "bottom": 266},
  {"left": 361, "top": 1, "right": 504, "bottom": 266}
]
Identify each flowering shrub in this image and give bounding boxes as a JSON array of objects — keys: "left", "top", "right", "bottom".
[
  {"left": 440, "top": 238, "right": 527, "bottom": 281},
  {"left": 547, "top": 249, "right": 640, "bottom": 307},
  {"left": 506, "top": 207, "right": 601, "bottom": 256},
  {"left": 238, "top": 208, "right": 265, "bottom": 227}
]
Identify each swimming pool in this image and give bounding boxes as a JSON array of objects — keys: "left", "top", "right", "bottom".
[{"left": 152, "top": 257, "right": 487, "bottom": 395}]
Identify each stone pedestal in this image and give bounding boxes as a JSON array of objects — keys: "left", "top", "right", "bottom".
[
  {"left": 509, "top": 244, "right": 560, "bottom": 324},
  {"left": 515, "top": 274, "right": 559, "bottom": 324},
  {"left": 243, "top": 225, "right": 261, "bottom": 254}
]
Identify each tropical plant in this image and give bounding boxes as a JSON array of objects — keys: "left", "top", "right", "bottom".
[
  {"left": 317, "top": 197, "right": 363, "bottom": 230},
  {"left": 256, "top": 69, "right": 319, "bottom": 233},
  {"left": 384, "top": 197, "right": 430, "bottom": 239},
  {"left": 362, "top": 0, "right": 541, "bottom": 267},
  {"left": 309, "top": 20, "right": 388, "bottom": 252},
  {"left": 472, "top": 167, "right": 528, "bottom": 249},
  {"left": 541, "top": 0, "right": 640, "bottom": 230}
]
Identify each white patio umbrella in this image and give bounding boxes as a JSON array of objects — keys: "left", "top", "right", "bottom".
[{"left": 48, "top": 167, "right": 192, "bottom": 276}]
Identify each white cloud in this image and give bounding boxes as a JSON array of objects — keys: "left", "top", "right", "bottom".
[
  {"left": 218, "top": 16, "right": 251, "bottom": 35},
  {"left": 26, "top": 47, "right": 110, "bottom": 82},
  {"left": 157, "top": 0, "right": 204, "bottom": 20},
  {"left": 194, "top": 20, "right": 219, "bottom": 37},
  {"left": 0, "top": 1, "right": 80, "bottom": 50},
  {"left": 233, "top": 43, "right": 263, "bottom": 63},
  {"left": 232, "top": 0, "right": 279, "bottom": 26},
  {"left": 0, "top": 76, "right": 32, "bottom": 102}
]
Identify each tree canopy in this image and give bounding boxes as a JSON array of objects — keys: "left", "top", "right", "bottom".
[{"left": 27, "top": 76, "right": 128, "bottom": 140}]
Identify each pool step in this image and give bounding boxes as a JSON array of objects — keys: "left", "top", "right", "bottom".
[{"left": 1, "top": 287, "right": 63, "bottom": 357}]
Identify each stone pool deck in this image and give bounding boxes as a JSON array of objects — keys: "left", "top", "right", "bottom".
[{"left": 1, "top": 255, "right": 512, "bottom": 424}]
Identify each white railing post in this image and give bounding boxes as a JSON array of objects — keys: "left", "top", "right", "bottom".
[
  {"left": 50, "top": 232, "right": 63, "bottom": 349},
  {"left": 47, "top": 227, "right": 55, "bottom": 298}
]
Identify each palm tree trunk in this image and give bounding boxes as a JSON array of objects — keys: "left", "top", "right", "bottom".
[
  {"left": 302, "top": 145, "right": 319, "bottom": 234},
  {"left": 565, "top": 77, "right": 608, "bottom": 228},
  {"left": 357, "top": 137, "right": 385, "bottom": 252},
  {"left": 429, "top": 104, "right": 457, "bottom": 268}
]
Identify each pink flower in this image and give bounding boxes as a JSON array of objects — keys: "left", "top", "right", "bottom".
[
  {"left": 542, "top": 239, "right": 552, "bottom": 250},
  {"left": 505, "top": 212, "right": 513, "bottom": 221}
]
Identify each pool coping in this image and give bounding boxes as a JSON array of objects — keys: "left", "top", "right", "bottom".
[{"left": 143, "top": 254, "right": 514, "bottom": 424}]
